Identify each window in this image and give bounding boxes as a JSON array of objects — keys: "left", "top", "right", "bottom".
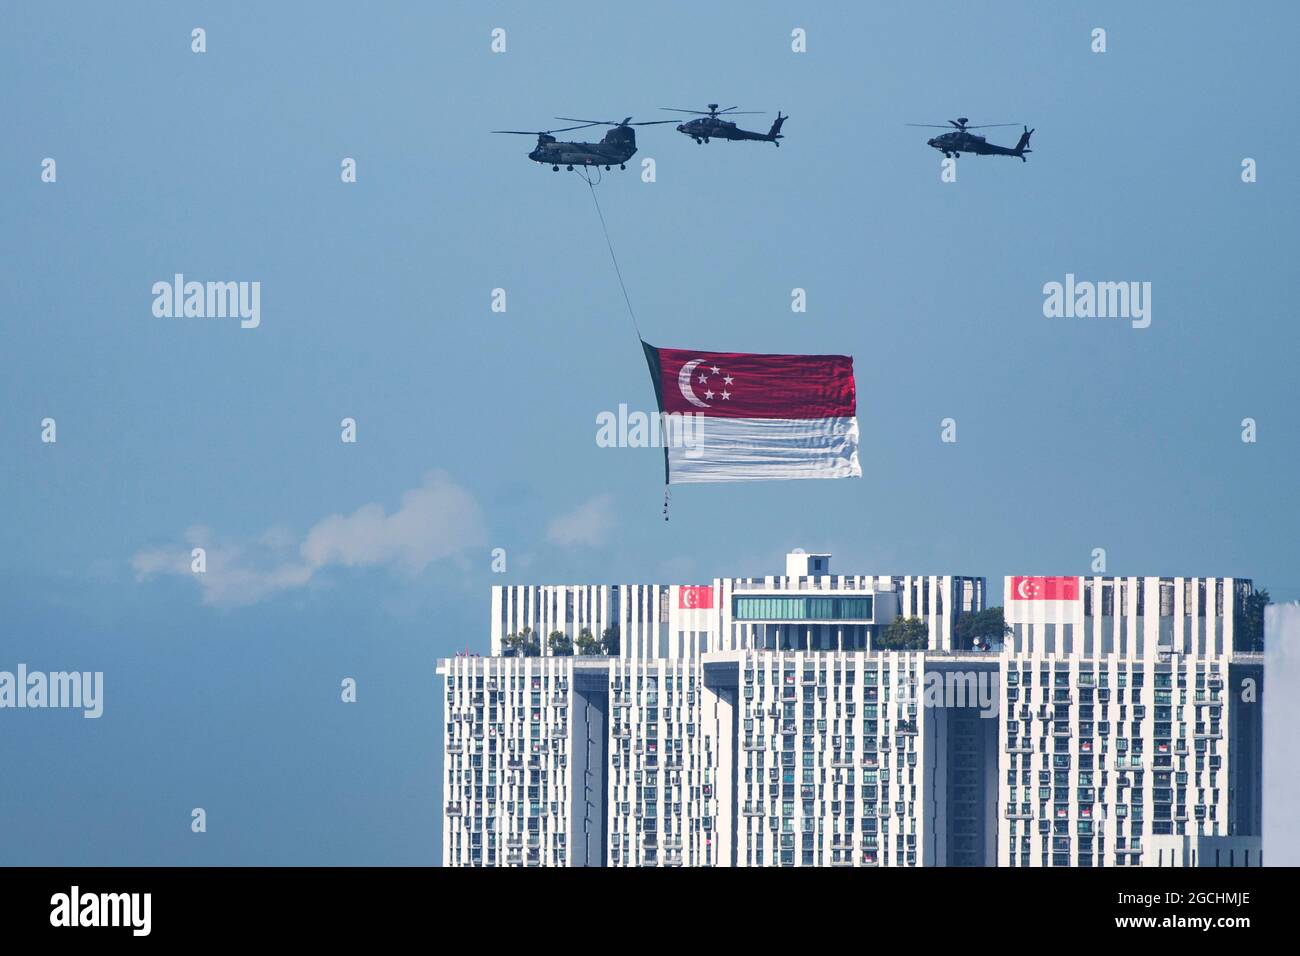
[{"left": 732, "top": 595, "right": 874, "bottom": 621}]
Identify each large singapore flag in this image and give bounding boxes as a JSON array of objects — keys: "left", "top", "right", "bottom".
[{"left": 642, "top": 341, "right": 861, "bottom": 484}]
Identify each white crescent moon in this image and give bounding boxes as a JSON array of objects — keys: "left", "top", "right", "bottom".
[
  {"left": 677, "top": 359, "right": 711, "bottom": 408},
  {"left": 1016, "top": 579, "right": 1032, "bottom": 599}
]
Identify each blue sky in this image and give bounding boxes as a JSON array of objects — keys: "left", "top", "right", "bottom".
[{"left": 1, "top": 2, "right": 1296, "bottom": 864}]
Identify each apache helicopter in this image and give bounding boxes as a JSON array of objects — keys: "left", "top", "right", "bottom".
[
  {"left": 906, "top": 117, "right": 1034, "bottom": 161},
  {"left": 492, "top": 116, "right": 674, "bottom": 171},
  {"left": 659, "top": 104, "right": 788, "bottom": 146}
]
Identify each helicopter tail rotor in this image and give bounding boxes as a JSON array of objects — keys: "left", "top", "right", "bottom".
[{"left": 1015, "top": 126, "right": 1034, "bottom": 160}]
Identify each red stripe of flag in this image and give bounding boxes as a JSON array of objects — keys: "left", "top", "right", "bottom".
[
  {"left": 679, "top": 586, "right": 714, "bottom": 609},
  {"left": 1010, "top": 576, "right": 1080, "bottom": 600},
  {"left": 652, "top": 347, "right": 856, "bottom": 420}
]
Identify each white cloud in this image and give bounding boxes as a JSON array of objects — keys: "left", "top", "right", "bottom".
[
  {"left": 132, "top": 471, "right": 486, "bottom": 607},
  {"left": 546, "top": 494, "right": 616, "bottom": 549}
]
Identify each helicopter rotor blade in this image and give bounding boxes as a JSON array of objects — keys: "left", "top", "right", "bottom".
[
  {"left": 905, "top": 124, "right": 960, "bottom": 129},
  {"left": 660, "top": 106, "right": 765, "bottom": 116},
  {"left": 553, "top": 115, "right": 678, "bottom": 128},
  {"left": 492, "top": 123, "right": 597, "bottom": 135},
  {"left": 960, "top": 123, "right": 1022, "bottom": 129}
]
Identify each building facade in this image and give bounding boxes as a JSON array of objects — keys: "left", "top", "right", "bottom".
[
  {"left": 999, "top": 575, "right": 1263, "bottom": 867},
  {"left": 438, "top": 554, "right": 1263, "bottom": 867}
]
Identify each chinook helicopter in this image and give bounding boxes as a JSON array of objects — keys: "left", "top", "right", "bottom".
[
  {"left": 659, "top": 104, "right": 788, "bottom": 146},
  {"left": 492, "top": 116, "right": 674, "bottom": 171},
  {"left": 907, "top": 117, "right": 1034, "bottom": 161}
]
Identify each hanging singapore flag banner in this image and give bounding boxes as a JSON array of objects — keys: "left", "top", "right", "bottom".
[
  {"left": 679, "top": 585, "right": 714, "bottom": 610},
  {"left": 1010, "top": 576, "right": 1080, "bottom": 601},
  {"left": 641, "top": 341, "right": 861, "bottom": 484}
]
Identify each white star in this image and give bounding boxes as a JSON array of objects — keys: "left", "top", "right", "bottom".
[
  {"left": 723, "top": 375, "right": 734, "bottom": 385},
  {"left": 710, "top": 365, "right": 720, "bottom": 375},
  {"left": 698, "top": 373, "right": 709, "bottom": 385},
  {"left": 721, "top": 390, "right": 731, "bottom": 400},
  {"left": 704, "top": 390, "right": 715, "bottom": 400}
]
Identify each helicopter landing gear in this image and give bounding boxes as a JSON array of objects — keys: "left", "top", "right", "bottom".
[
  {"left": 703, "top": 137, "right": 710, "bottom": 144},
  {"left": 604, "top": 165, "right": 611, "bottom": 171},
  {"left": 693, "top": 137, "right": 702, "bottom": 144},
  {"left": 619, "top": 163, "right": 626, "bottom": 170},
  {"left": 566, "top": 164, "right": 574, "bottom": 171},
  {"left": 552, "top": 165, "right": 560, "bottom": 171}
]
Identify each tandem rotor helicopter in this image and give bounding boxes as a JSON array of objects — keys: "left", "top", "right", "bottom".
[
  {"left": 906, "top": 117, "right": 1035, "bottom": 161},
  {"left": 491, "top": 116, "right": 675, "bottom": 172}
]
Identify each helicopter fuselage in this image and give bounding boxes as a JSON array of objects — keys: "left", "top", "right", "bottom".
[
  {"left": 925, "top": 128, "right": 1030, "bottom": 160},
  {"left": 674, "top": 116, "right": 780, "bottom": 145},
  {"left": 528, "top": 127, "right": 638, "bottom": 169}
]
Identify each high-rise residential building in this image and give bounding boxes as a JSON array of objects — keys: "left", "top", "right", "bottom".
[
  {"left": 999, "top": 575, "right": 1263, "bottom": 867},
  {"left": 437, "top": 554, "right": 1263, "bottom": 867}
]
